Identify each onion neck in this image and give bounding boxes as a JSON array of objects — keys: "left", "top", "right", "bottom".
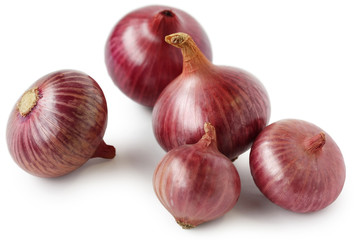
[
  {"left": 165, "top": 32, "right": 212, "bottom": 73},
  {"left": 198, "top": 122, "right": 218, "bottom": 149},
  {"left": 304, "top": 132, "right": 326, "bottom": 154},
  {"left": 17, "top": 87, "right": 40, "bottom": 117},
  {"left": 151, "top": 10, "right": 178, "bottom": 35},
  {"left": 91, "top": 140, "right": 116, "bottom": 159}
]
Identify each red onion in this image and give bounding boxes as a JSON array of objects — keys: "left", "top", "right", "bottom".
[
  {"left": 153, "top": 123, "right": 240, "bottom": 229},
  {"left": 105, "top": 5, "right": 212, "bottom": 107},
  {"left": 152, "top": 32, "right": 270, "bottom": 160},
  {"left": 249, "top": 119, "right": 346, "bottom": 213},
  {"left": 6, "top": 70, "right": 115, "bottom": 178}
]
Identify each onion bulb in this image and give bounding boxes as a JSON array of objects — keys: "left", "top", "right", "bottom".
[
  {"left": 153, "top": 122, "right": 240, "bottom": 228},
  {"left": 152, "top": 32, "right": 270, "bottom": 160},
  {"left": 105, "top": 5, "right": 212, "bottom": 107},
  {"left": 249, "top": 119, "right": 346, "bottom": 213},
  {"left": 6, "top": 70, "right": 115, "bottom": 178}
]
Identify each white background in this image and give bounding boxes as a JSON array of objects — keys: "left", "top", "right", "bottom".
[{"left": 1, "top": 0, "right": 359, "bottom": 239}]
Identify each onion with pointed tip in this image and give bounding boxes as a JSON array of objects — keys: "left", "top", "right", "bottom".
[
  {"left": 6, "top": 70, "right": 115, "bottom": 178},
  {"left": 249, "top": 119, "right": 346, "bottom": 213},
  {"left": 153, "top": 122, "right": 241, "bottom": 229},
  {"left": 152, "top": 32, "right": 270, "bottom": 160},
  {"left": 105, "top": 5, "right": 212, "bottom": 107}
]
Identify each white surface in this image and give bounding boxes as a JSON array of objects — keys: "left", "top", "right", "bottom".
[{"left": 1, "top": 0, "right": 359, "bottom": 239}]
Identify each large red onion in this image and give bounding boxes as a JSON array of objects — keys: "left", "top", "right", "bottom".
[
  {"left": 249, "top": 119, "right": 346, "bottom": 213},
  {"left": 105, "top": 5, "right": 212, "bottom": 107},
  {"left": 153, "top": 123, "right": 240, "bottom": 229},
  {"left": 152, "top": 32, "right": 270, "bottom": 160},
  {"left": 6, "top": 70, "right": 115, "bottom": 178}
]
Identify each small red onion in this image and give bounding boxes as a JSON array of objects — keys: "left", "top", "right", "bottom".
[
  {"left": 249, "top": 119, "right": 346, "bottom": 213},
  {"left": 152, "top": 32, "right": 270, "bottom": 160},
  {"left": 105, "top": 5, "right": 212, "bottom": 107},
  {"left": 153, "top": 123, "right": 241, "bottom": 229},
  {"left": 6, "top": 70, "right": 115, "bottom": 178}
]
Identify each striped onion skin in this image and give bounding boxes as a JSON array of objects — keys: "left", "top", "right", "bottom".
[
  {"left": 6, "top": 70, "right": 115, "bottom": 178},
  {"left": 105, "top": 5, "right": 212, "bottom": 107},
  {"left": 152, "top": 33, "right": 270, "bottom": 160},
  {"left": 153, "top": 123, "right": 240, "bottom": 229},
  {"left": 249, "top": 119, "right": 346, "bottom": 213}
]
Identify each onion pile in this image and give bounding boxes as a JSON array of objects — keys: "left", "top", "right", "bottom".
[
  {"left": 5, "top": 3, "right": 346, "bottom": 230},
  {"left": 105, "top": 5, "right": 212, "bottom": 107},
  {"left": 6, "top": 70, "right": 115, "bottom": 178}
]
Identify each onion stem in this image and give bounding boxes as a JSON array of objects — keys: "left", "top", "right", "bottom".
[
  {"left": 165, "top": 32, "right": 212, "bottom": 72},
  {"left": 91, "top": 140, "right": 116, "bottom": 159}
]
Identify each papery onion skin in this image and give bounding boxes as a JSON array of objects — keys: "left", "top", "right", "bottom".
[
  {"left": 105, "top": 5, "right": 212, "bottom": 107},
  {"left": 153, "top": 123, "right": 241, "bottom": 229},
  {"left": 249, "top": 119, "right": 346, "bottom": 213},
  {"left": 6, "top": 70, "right": 115, "bottom": 178},
  {"left": 152, "top": 32, "right": 270, "bottom": 160}
]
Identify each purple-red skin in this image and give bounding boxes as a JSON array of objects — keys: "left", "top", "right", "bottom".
[
  {"left": 250, "top": 119, "right": 346, "bottom": 213},
  {"left": 153, "top": 123, "right": 241, "bottom": 228},
  {"left": 105, "top": 5, "right": 212, "bottom": 107},
  {"left": 152, "top": 33, "right": 270, "bottom": 160},
  {"left": 6, "top": 70, "right": 115, "bottom": 178}
]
